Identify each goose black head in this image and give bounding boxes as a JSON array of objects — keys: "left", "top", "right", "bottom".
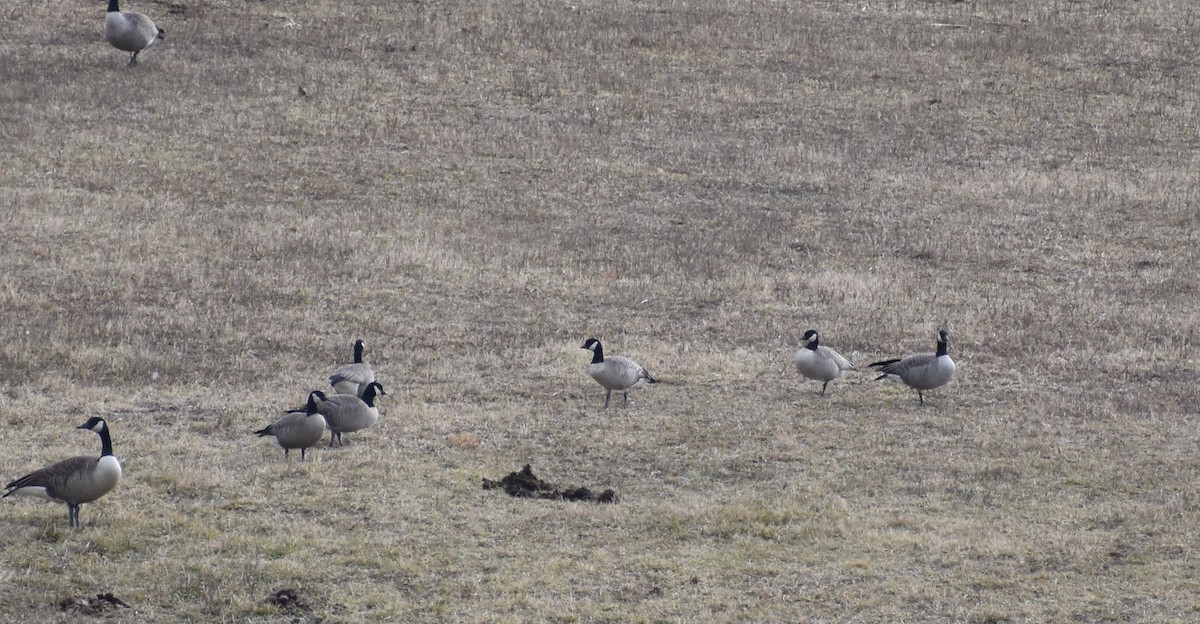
[
  {"left": 581, "top": 337, "right": 600, "bottom": 351},
  {"left": 78, "top": 417, "right": 108, "bottom": 432}
]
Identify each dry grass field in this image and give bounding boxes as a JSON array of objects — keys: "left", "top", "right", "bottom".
[{"left": 1, "top": 0, "right": 1199, "bottom": 621}]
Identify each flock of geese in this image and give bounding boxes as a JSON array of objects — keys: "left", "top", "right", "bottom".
[
  {"left": 2, "top": 340, "right": 384, "bottom": 528},
  {"left": 253, "top": 340, "right": 385, "bottom": 460},
  {"left": 582, "top": 329, "right": 956, "bottom": 407},
  {"left": 18, "top": 0, "right": 966, "bottom": 533},
  {"left": 796, "top": 329, "right": 957, "bottom": 404},
  {"left": 2, "top": 331, "right": 956, "bottom": 529}
]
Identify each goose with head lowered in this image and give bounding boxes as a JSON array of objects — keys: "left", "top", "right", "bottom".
[
  {"left": 869, "top": 329, "right": 956, "bottom": 405},
  {"left": 794, "top": 329, "right": 855, "bottom": 396},
  {"left": 104, "top": 0, "right": 164, "bottom": 67},
  {"left": 329, "top": 339, "right": 376, "bottom": 397},
  {"left": 4, "top": 417, "right": 123, "bottom": 529},
  {"left": 581, "top": 337, "right": 656, "bottom": 408},
  {"left": 255, "top": 391, "right": 327, "bottom": 461},
  {"left": 315, "top": 382, "right": 386, "bottom": 447}
]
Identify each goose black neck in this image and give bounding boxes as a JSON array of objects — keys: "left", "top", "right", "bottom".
[
  {"left": 107, "top": 0, "right": 120, "bottom": 13},
  {"left": 98, "top": 425, "right": 115, "bottom": 457},
  {"left": 362, "top": 385, "right": 378, "bottom": 406},
  {"left": 353, "top": 341, "right": 364, "bottom": 364},
  {"left": 806, "top": 337, "right": 819, "bottom": 351},
  {"left": 590, "top": 343, "right": 604, "bottom": 364},
  {"left": 936, "top": 339, "right": 948, "bottom": 357}
]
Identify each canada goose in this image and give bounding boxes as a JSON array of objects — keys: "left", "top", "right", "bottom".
[
  {"left": 329, "top": 339, "right": 376, "bottom": 397},
  {"left": 869, "top": 329, "right": 956, "bottom": 405},
  {"left": 255, "top": 391, "right": 327, "bottom": 461},
  {"left": 105, "top": 0, "right": 164, "bottom": 67},
  {"left": 316, "top": 382, "right": 386, "bottom": 446},
  {"left": 794, "top": 329, "right": 855, "bottom": 396},
  {"left": 3, "top": 417, "right": 123, "bottom": 529},
  {"left": 581, "top": 337, "right": 656, "bottom": 408}
]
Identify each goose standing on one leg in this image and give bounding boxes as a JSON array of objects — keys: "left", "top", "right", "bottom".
[
  {"left": 869, "top": 329, "right": 956, "bottom": 405},
  {"left": 329, "top": 339, "right": 376, "bottom": 397},
  {"left": 255, "top": 391, "right": 327, "bottom": 461},
  {"left": 581, "top": 337, "right": 656, "bottom": 408},
  {"left": 794, "top": 329, "right": 855, "bottom": 396},
  {"left": 104, "top": 0, "right": 164, "bottom": 67},
  {"left": 316, "top": 382, "right": 386, "bottom": 447},
  {"left": 3, "top": 417, "right": 123, "bottom": 529}
]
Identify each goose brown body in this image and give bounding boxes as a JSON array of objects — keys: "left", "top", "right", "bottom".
[
  {"left": 794, "top": 329, "right": 855, "bottom": 395},
  {"left": 581, "top": 337, "right": 656, "bottom": 408},
  {"left": 4, "top": 417, "right": 122, "bottom": 529},
  {"left": 869, "top": 329, "right": 956, "bottom": 405},
  {"left": 329, "top": 339, "right": 376, "bottom": 397},
  {"left": 256, "top": 392, "right": 327, "bottom": 461},
  {"left": 316, "top": 382, "right": 386, "bottom": 446},
  {"left": 104, "top": 0, "right": 164, "bottom": 66}
]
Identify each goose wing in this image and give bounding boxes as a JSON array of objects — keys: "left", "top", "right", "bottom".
[
  {"left": 316, "top": 394, "right": 366, "bottom": 427},
  {"left": 820, "top": 346, "right": 855, "bottom": 371},
  {"left": 4, "top": 456, "right": 94, "bottom": 495},
  {"left": 870, "top": 352, "right": 935, "bottom": 376},
  {"left": 329, "top": 363, "right": 375, "bottom": 391}
]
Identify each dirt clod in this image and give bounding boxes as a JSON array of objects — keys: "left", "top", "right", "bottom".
[
  {"left": 483, "top": 465, "right": 617, "bottom": 503},
  {"left": 59, "top": 592, "right": 129, "bottom": 615},
  {"left": 267, "top": 588, "right": 310, "bottom": 614}
]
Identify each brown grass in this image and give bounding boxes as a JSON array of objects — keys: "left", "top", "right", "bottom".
[{"left": 1, "top": 0, "right": 1199, "bottom": 621}]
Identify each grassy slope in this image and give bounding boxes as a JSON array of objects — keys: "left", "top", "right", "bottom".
[{"left": 1, "top": 0, "right": 1198, "bottom": 621}]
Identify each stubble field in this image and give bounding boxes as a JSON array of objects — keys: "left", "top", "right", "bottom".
[{"left": 1, "top": 0, "right": 1199, "bottom": 621}]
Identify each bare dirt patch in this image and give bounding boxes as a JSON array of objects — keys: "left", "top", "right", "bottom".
[
  {"left": 58, "top": 593, "right": 129, "bottom": 615},
  {"left": 266, "top": 588, "right": 311, "bottom": 617},
  {"left": 483, "top": 465, "right": 618, "bottom": 503}
]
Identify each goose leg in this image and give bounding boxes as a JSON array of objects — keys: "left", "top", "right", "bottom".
[
  {"left": 128, "top": 51, "right": 138, "bottom": 67},
  {"left": 69, "top": 504, "right": 80, "bottom": 529},
  {"left": 603, "top": 390, "right": 612, "bottom": 409},
  {"left": 820, "top": 381, "right": 829, "bottom": 396},
  {"left": 622, "top": 391, "right": 629, "bottom": 406}
]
